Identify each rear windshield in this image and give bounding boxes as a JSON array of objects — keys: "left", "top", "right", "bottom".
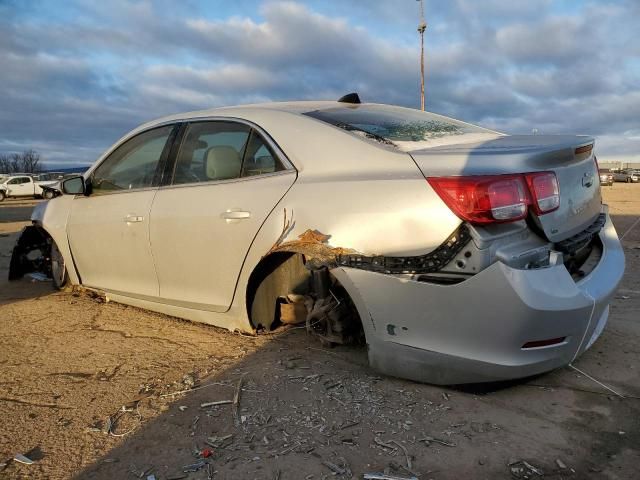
[{"left": 304, "top": 105, "right": 500, "bottom": 151}]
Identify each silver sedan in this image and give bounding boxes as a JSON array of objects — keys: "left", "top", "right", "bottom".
[
  {"left": 10, "top": 96, "right": 625, "bottom": 384},
  {"left": 612, "top": 169, "right": 639, "bottom": 183}
]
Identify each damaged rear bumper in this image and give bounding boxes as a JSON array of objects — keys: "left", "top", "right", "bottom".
[{"left": 333, "top": 207, "right": 624, "bottom": 385}]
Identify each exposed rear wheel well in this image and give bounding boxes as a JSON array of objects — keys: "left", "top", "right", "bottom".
[{"left": 246, "top": 251, "right": 364, "bottom": 345}]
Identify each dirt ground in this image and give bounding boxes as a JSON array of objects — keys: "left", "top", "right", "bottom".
[{"left": 0, "top": 185, "right": 639, "bottom": 480}]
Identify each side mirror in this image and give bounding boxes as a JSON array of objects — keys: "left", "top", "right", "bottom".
[{"left": 61, "top": 176, "right": 86, "bottom": 195}]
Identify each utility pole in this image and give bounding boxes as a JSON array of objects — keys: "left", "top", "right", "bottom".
[{"left": 417, "top": 0, "right": 427, "bottom": 110}]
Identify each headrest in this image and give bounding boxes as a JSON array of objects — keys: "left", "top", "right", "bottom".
[{"left": 205, "top": 146, "right": 241, "bottom": 180}]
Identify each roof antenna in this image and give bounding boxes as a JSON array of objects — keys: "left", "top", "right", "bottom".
[{"left": 337, "top": 92, "right": 361, "bottom": 104}]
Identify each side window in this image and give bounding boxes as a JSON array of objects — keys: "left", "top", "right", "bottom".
[
  {"left": 241, "top": 131, "right": 286, "bottom": 177},
  {"left": 9, "top": 177, "right": 29, "bottom": 184},
  {"left": 173, "top": 122, "right": 250, "bottom": 185},
  {"left": 91, "top": 125, "right": 173, "bottom": 194}
]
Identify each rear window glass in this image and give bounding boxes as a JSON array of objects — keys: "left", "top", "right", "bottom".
[{"left": 305, "top": 105, "right": 499, "bottom": 151}]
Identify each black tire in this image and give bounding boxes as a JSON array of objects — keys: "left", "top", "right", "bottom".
[
  {"left": 627, "top": 177, "right": 631, "bottom": 183},
  {"left": 51, "top": 241, "right": 68, "bottom": 289},
  {"left": 0, "top": 191, "right": 5, "bottom": 202},
  {"left": 43, "top": 190, "right": 55, "bottom": 200}
]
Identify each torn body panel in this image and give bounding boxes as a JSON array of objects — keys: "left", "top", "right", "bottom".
[{"left": 332, "top": 205, "right": 624, "bottom": 384}]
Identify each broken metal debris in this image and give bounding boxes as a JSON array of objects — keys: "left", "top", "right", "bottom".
[
  {"left": 107, "top": 402, "right": 142, "bottom": 437},
  {"left": 556, "top": 458, "right": 567, "bottom": 469},
  {"left": 508, "top": 459, "right": 544, "bottom": 478},
  {"left": 200, "top": 400, "right": 232, "bottom": 408},
  {"left": 13, "top": 453, "right": 34, "bottom": 465},
  {"left": 233, "top": 374, "right": 246, "bottom": 427},
  {"left": 129, "top": 464, "right": 154, "bottom": 478},
  {"left": 159, "top": 381, "right": 229, "bottom": 398},
  {"left": 182, "top": 460, "right": 207, "bottom": 473},
  {"left": 206, "top": 434, "right": 234, "bottom": 448},
  {"left": 418, "top": 435, "right": 456, "bottom": 447},
  {"left": 363, "top": 474, "right": 418, "bottom": 480},
  {"left": 389, "top": 440, "right": 412, "bottom": 471},
  {"left": 322, "top": 460, "right": 347, "bottom": 475}
]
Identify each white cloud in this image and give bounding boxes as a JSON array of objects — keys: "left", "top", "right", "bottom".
[{"left": 0, "top": 0, "right": 637, "bottom": 165}]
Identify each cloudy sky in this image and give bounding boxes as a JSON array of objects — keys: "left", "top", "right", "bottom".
[{"left": 1, "top": 0, "right": 638, "bottom": 167}]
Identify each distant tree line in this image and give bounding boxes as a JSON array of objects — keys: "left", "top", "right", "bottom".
[{"left": 0, "top": 150, "right": 42, "bottom": 174}]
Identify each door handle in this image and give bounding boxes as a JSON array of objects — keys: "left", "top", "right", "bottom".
[
  {"left": 124, "top": 214, "right": 144, "bottom": 223},
  {"left": 221, "top": 210, "right": 251, "bottom": 221}
]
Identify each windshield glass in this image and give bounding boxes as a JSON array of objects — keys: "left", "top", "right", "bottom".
[{"left": 305, "top": 105, "right": 501, "bottom": 151}]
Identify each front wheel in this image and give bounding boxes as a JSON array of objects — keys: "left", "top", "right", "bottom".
[
  {"left": 43, "top": 190, "right": 55, "bottom": 200},
  {"left": 51, "top": 241, "right": 68, "bottom": 289},
  {"left": 0, "top": 191, "right": 5, "bottom": 202}
]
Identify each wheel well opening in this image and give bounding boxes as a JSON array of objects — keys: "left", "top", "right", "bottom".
[
  {"left": 246, "top": 251, "right": 364, "bottom": 345},
  {"left": 8, "top": 225, "right": 53, "bottom": 281}
]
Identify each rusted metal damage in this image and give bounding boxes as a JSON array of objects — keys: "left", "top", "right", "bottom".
[
  {"left": 259, "top": 215, "right": 365, "bottom": 344},
  {"left": 8, "top": 225, "right": 52, "bottom": 281},
  {"left": 270, "top": 228, "right": 359, "bottom": 269},
  {"left": 262, "top": 216, "right": 471, "bottom": 345},
  {"left": 267, "top": 208, "right": 359, "bottom": 269}
]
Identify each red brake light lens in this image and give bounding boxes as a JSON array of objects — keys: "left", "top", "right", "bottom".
[
  {"left": 525, "top": 172, "right": 560, "bottom": 214},
  {"left": 427, "top": 174, "right": 529, "bottom": 224},
  {"left": 428, "top": 172, "right": 560, "bottom": 224}
]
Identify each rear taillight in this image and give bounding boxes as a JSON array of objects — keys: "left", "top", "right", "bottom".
[
  {"left": 427, "top": 174, "right": 528, "bottom": 224},
  {"left": 525, "top": 172, "right": 560, "bottom": 214},
  {"left": 428, "top": 172, "right": 560, "bottom": 225}
]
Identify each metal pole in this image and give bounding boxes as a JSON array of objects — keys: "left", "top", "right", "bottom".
[
  {"left": 417, "top": 0, "right": 426, "bottom": 110},
  {"left": 420, "top": 28, "right": 425, "bottom": 110}
]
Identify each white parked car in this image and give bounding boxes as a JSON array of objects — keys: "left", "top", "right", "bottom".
[
  {"left": 9, "top": 96, "right": 625, "bottom": 384},
  {"left": 0, "top": 175, "right": 58, "bottom": 201}
]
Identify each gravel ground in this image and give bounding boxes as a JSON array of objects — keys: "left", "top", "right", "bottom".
[{"left": 0, "top": 185, "right": 638, "bottom": 480}]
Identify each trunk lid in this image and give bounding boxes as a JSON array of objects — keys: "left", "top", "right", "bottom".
[{"left": 409, "top": 135, "right": 602, "bottom": 242}]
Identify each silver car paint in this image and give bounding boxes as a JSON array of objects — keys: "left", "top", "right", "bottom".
[
  {"left": 333, "top": 205, "right": 624, "bottom": 384},
  {"left": 28, "top": 102, "right": 625, "bottom": 384}
]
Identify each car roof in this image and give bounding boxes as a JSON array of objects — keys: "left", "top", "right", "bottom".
[{"left": 139, "top": 101, "right": 343, "bottom": 129}]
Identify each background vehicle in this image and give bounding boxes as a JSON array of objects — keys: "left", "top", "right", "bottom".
[
  {"left": 0, "top": 175, "right": 57, "bottom": 201},
  {"left": 612, "top": 168, "right": 639, "bottom": 183},
  {"left": 8, "top": 98, "right": 625, "bottom": 385},
  {"left": 32, "top": 172, "right": 65, "bottom": 182},
  {"left": 599, "top": 168, "right": 614, "bottom": 186}
]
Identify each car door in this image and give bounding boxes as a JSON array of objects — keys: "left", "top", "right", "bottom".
[
  {"left": 67, "top": 124, "right": 177, "bottom": 297},
  {"left": 7, "top": 176, "right": 32, "bottom": 196},
  {"left": 149, "top": 120, "right": 296, "bottom": 311}
]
